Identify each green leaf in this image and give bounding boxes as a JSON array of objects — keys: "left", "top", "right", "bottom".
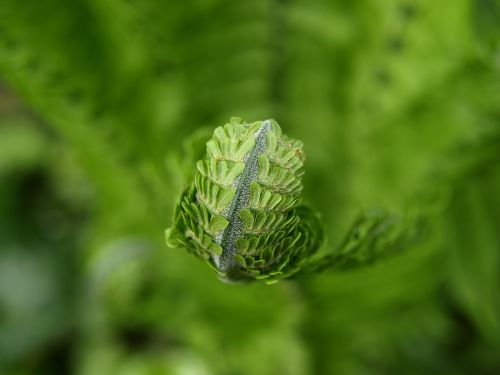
[{"left": 209, "top": 215, "right": 229, "bottom": 234}]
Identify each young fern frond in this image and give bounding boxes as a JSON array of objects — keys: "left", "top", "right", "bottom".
[
  {"left": 166, "top": 118, "right": 319, "bottom": 284},
  {"left": 166, "top": 118, "right": 417, "bottom": 284}
]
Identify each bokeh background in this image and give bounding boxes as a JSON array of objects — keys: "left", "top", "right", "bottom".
[{"left": 0, "top": 1, "right": 499, "bottom": 374}]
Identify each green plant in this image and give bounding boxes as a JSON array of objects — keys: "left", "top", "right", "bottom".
[
  {"left": 166, "top": 117, "right": 420, "bottom": 284},
  {"left": 166, "top": 118, "right": 322, "bottom": 283}
]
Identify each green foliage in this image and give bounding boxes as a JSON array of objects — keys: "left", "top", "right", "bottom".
[{"left": 0, "top": 0, "right": 499, "bottom": 374}]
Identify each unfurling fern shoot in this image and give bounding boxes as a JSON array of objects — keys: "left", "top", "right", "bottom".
[{"left": 166, "top": 118, "right": 324, "bottom": 284}]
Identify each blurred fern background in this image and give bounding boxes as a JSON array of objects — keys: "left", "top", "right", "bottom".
[{"left": 0, "top": 0, "right": 499, "bottom": 374}]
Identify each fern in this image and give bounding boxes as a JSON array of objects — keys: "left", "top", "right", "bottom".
[
  {"left": 166, "top": 118, "right": 323, "bottom": 283},
  {"left": 0, "top": 0, "right": 499, "bottom": 374}
]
